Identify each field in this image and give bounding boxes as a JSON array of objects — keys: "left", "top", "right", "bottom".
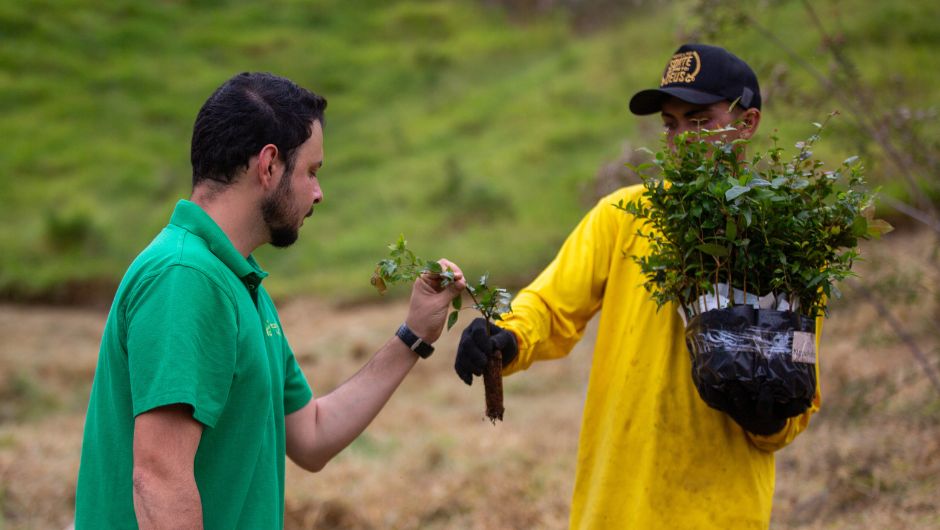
[
  {"left": 0, "top": 228, "right": 937, "bottom": 529},
  {"left": 2, "top": 0, "right": 939, "bottom": 528}
]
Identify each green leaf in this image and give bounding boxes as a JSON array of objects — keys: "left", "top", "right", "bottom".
[
  {"left": 749, "top": 178, "right": 771, "bottom": 187},
  {"left": 725, "top": 218, "right": 737, "bottom": 241},
  {"left": 626, "top": 162, "right": 655, "bottom": 173},
  {"left": 380, "top": 259, "right": 397, "bottom": 277},
  {"left": 866, "top": 219, "right": 893, "bottom": 238},
  {"left": 451, "top": 295, "right": 462, "bottom": 310},
  {"left": 447, "top": 310, "right": 459, "bottom": 331},
  {"left": 806, "top": 272, "right": 827, "bottom": 288},
  {"left": 725, "top": 185, "right": 750, "bottom": 201},
  {"left": 696, "top": 243, "right": 729, "bottom": 257}
]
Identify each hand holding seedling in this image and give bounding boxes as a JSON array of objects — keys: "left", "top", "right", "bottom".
[
  {"left": 404, "top": 257, "right": 467, "bottom": 346},
  {"left": 372, "top": 235, "right": 513, "bottom": 422}
]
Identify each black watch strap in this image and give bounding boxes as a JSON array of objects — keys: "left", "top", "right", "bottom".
[{"left": 396, "top": 323, "right": 434, "bottom": 358}]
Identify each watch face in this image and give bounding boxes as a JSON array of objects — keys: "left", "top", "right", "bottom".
[{"left": 413, "top": 338, "right": 434, "bottom": 358}]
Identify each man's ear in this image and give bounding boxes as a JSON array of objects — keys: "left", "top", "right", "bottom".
[
  {"left": 256, "top": 144, "right": 280, "bottom": 190},
  {"left": 739, "top": 108, "right": 761, "bottom": 139}
]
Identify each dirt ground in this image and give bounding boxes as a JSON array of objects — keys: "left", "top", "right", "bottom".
[{"left": 0, "top": 231, "right": 937, "bottom": 529}]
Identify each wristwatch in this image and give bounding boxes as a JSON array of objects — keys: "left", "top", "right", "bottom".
[{"left": 395, "top": 323, "right": 434, "bottom": 358}]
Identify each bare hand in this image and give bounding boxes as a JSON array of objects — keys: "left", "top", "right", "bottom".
[{"left": 405, "top": 258, "right": 466, "bottom": 343}]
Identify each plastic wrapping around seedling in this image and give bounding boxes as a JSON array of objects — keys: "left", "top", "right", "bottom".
[{"left": 685, "top": 305, "right": 817, "bottom": 434}]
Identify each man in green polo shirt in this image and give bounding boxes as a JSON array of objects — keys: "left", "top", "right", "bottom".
[{"left": 74, "top": 72, "right": 466, "bottom": 529}]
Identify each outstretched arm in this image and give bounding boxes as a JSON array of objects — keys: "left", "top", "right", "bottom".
[
  {"left": 285, "top": 259, "right": 465, "bottom": 472},
  {"left": 496, "top": 191, "right": 624, "bottom": 374}
]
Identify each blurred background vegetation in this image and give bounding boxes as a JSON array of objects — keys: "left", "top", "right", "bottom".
[
  {"left": 2, "top": 2, "right": 939, "bottom": 528},
  {"left": 1, "top": 0, "right": 937, "bottom": 304}
]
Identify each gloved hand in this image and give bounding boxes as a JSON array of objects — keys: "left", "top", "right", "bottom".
[
  {"left": 725, "top": 384, "right": 788, "bottom": 436},
  {"left": 455, "top": 318, "right": 518, "bottom": 385}
]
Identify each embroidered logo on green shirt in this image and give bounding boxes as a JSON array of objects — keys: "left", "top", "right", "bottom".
[{"left": 264, "top": 321, "right": 281, "bottom": 337}]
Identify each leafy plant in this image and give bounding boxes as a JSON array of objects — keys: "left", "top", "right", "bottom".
[
  {"left": 615, "top": 114, "right": 892, "bottom": 318},
  {"left": 371, "top": 235, "right": 512, "bottom": 328},
  {"left": 371, "top": 235, "right": 512, "bottom": 421},
  {"left": 691, "top": 0, "right": 940, "bottom": 229}
]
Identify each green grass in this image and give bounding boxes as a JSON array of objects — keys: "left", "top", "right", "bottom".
[{"left": 1, "top": 0, "right": 938, "bottom": 302}]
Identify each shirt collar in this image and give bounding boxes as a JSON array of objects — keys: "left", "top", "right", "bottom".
[{"left": 168, "top": 200, "right": 269, "bottom": 285}]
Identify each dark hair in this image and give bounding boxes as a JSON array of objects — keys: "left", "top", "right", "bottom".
[{"left": 190, "top": 72, "right": 327, "bottom": 187}]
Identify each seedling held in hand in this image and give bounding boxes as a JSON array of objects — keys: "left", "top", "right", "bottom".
[{"left": 371, "top": 235, "right": 512, "bottom": 421}]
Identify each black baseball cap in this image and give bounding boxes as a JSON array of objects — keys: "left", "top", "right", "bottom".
[{"left": 629, "top": 43, "right": 761, "bottom": 115}]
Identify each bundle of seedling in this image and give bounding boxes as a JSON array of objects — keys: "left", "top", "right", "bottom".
[
  {"left": 371, "top": 235, "right": 512, "bottom": 422},
  {"left": 616, "top": 114, "right": 891, "bottom": 434}
]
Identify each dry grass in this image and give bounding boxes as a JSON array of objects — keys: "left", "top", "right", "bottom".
[
  {"left": 770, "top": 229, "right": 940, "bottom": 530},
  {"left": 0, "top": 230, "right": 937, "bottom": 529},
  {"left": 277, "top": 298, "right": 588, "bottom": 530}
]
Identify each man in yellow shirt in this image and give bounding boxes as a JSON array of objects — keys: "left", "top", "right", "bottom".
[{"left": 455, "top": 44, "right": 821, "bottom": 529}]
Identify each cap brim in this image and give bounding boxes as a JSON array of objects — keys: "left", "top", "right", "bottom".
[{"left": 629, "top": 87, "right": 726, "bottom": 115}]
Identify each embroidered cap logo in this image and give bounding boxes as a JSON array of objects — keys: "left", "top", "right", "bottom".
[{"left": 661, "top": 50, "right": 702, "bottom": 86}]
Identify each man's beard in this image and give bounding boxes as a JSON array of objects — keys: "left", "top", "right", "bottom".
[{"left": 261, "top": 173, "right": 302, "bottom": 248}]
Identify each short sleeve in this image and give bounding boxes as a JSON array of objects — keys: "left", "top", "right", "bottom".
[
  {"left": 283, "top": 344, "right": 313, "bottom": 415},
  {"left": 126, "top": 265, "right": 237, "bottom": 428}
]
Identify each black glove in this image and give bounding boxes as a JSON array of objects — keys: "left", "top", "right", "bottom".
[
  {"left": 725, "top": 384, "right": 788, "bottom": 436},
  {"left": 455, "top": 318, "right": 518, "bottom": 385}
]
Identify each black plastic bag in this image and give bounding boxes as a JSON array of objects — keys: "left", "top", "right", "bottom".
[{"left": 685, "top": 305, "right": 817, "bottom": 435}]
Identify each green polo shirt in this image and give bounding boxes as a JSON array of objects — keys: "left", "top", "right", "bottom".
[{"left": 75, "top": 200, "right": 313, "bottom": 529}]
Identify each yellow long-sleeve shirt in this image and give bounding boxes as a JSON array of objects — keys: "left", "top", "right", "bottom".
[{"left": 499, "top": 185, "right": 822, "bottom": 529}]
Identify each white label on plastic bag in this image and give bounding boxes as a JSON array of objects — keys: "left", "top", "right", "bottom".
[{"left": 792, "top": 331, "right": 816, "bottom": 363}]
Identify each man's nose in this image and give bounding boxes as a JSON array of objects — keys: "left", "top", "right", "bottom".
[{"left": 311, "top": 179, "right": 323, "bottom": 204}]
